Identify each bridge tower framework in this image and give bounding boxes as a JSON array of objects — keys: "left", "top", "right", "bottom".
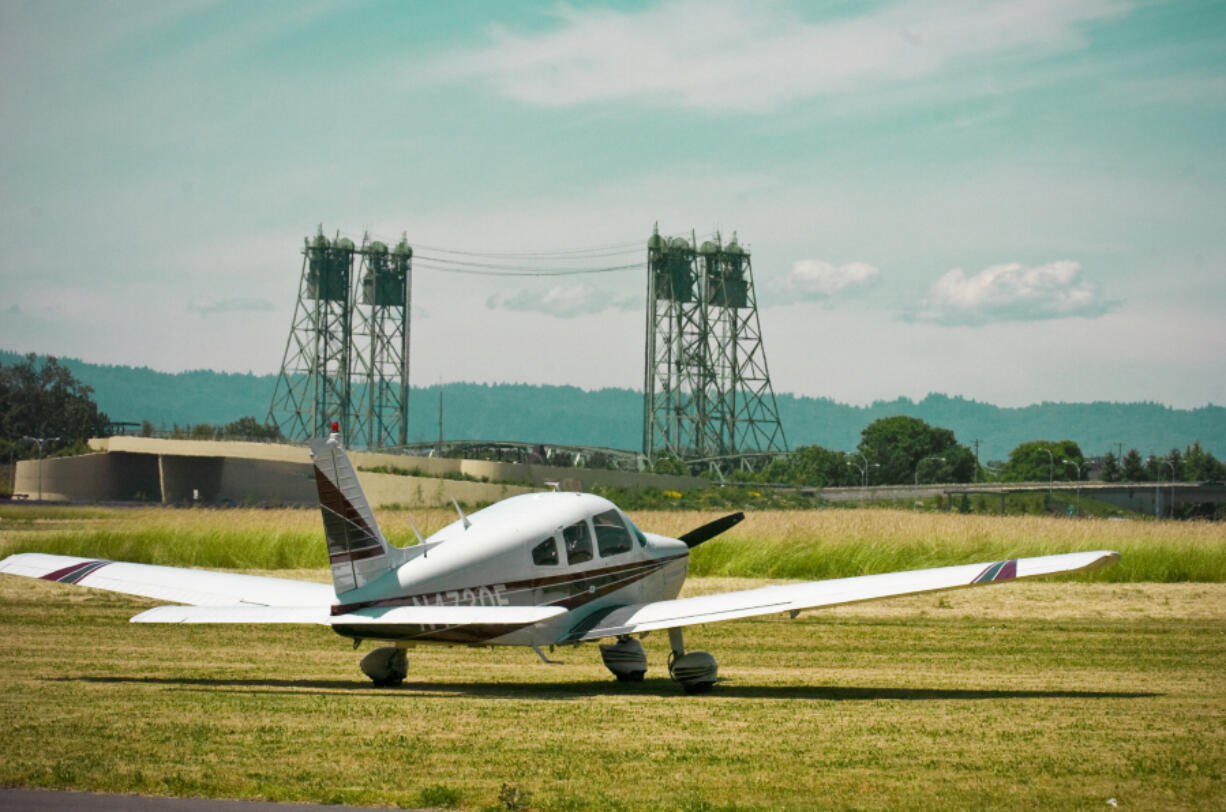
[
  {"left": 642, "top": 225, "right": 787, "bottom": 469},
  {"left": 268, "top": 227, "right": 412, "bottom": 448}
]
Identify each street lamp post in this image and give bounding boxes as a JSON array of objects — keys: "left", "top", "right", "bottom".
[
  {"left": 1161, "top": 458, "right": 1176, "bottom": 519},
  {"left": 1147, "top": 456, "right": 1175, "bottom": 518},
  {"left": 1062, "top": 458, "right": 1091, "bottom": 516},
  {"left": 20, "top": 436, "right": 60, "bottom": 502},
  {"left": 1041, "top": 448, "right": 1055, "bottom": 496},
  {"left": 914, "top": 455, "right": 945, "bottom": 511},
  {"left": 847, "top": 454, "right": 879, "bottom": 487},
  {"left": 1148, "top": 456, "right": 1159, "bottom": 517}
]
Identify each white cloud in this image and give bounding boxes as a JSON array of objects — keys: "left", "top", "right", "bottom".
[
  {"left": 426, "top": 0, "right": 1125, "bottom": 112},
  {"left": 779, "top": 259, "right": 880, "bottom": 300},
  {"left": 186, "top": 297, "right": 275, "bottom": 316},
  {"left": 913, "top": 260, "right": 1118, "bottom": 325},
  {"left": 486, "top": 284, "right": 638, "bottom": 319}
]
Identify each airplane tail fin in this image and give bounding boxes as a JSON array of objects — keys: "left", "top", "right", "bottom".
[{"left": 310, "top": 426, "right": 401, "bottom": 596}]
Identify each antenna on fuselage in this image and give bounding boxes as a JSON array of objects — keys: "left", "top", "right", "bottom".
[
  {"left": 406, "top": 514, "right": 426, "bottom": 555},
  {"left": 451, "top": 497, "right": 471, "bottom": 530}
]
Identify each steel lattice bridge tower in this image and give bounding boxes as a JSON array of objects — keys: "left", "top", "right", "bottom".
[
  {"left": 642, "top": 225, "right": 787, "bottom": 471},
  {"left": 268, "top": 226, "right": 412, "bottom": 449}
]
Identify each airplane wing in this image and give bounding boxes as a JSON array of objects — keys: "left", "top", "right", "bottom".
[
  {"left": 0, "top": 553, "right": 335, "bottom": 607},
  {"left": 570, "top": 550, "right": 1120, "bottom": 642}
]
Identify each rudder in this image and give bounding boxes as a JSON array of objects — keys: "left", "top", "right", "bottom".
[{"left": 311, "top": 427, "right": 401, "bottom": 596}]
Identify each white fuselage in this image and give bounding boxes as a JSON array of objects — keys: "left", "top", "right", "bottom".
[{"left": 329, "top": 492, "right": 690, "bottom": 647}]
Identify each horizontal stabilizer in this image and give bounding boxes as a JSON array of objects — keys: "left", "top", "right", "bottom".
[{"left": 132, "top": 604, "right": 568, "bottom": 625}]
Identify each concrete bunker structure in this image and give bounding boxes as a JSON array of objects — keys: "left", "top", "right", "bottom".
[{"left": 12, "top": 437, "right": 708, "bottom": 508}]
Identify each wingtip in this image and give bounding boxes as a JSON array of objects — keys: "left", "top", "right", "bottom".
[{"left": 1073, "top": 550, "right": 1122, "bottom": 573}]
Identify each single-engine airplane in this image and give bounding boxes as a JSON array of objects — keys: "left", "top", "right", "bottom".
[{"left": 0, "top": 426, "right": 1120, "bottom": 692}]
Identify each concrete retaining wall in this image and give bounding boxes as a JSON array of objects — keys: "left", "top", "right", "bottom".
[
  {"left": 87, "top": 437, "right": 709, "bottom": 492},
  {"left": 15, "top": 453, "right": 536, "bottom": 508},
  {"left": 218, "top": 459, "right": 318, "bottom": 506},
  {"left": 14, "top": 453, "right": 160, "bottom": 502},
  {"left": 358, "top": 472, "right": 536, "bottom": 508}
]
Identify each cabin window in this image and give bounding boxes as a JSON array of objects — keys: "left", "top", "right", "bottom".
[
  {"left": 532, "top": 536, "right": 559, "bottom": 566},
  {"left": 593, "top": 509, "right": 632, "bottom": 557},
  {"left": 562, "top": 520, "right": 593, "bottom": 565}
]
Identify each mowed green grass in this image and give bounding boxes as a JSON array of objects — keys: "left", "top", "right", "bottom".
[
  {"left": 1, "top": 575, "right": 1224, "bottom": 811},
  {"left": 2, "top": 504, "right": 1225, "bottom": 809}
]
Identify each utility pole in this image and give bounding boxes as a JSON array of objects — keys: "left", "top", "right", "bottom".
[
  {"left": 20, "top": 436, "right": 60, "bottom": 502},
  {"left": 914, "top": 456, "right": 945, "bottom": 511},
  {"left": 435, "top": 386, "right": 444, "bottom": 457},
  {"left": 973, "top": 439, "right": 980, "bottom": 483}
]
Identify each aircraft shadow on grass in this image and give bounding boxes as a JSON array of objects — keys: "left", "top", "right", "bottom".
[{"left": 61, "top": 676, "right": 1159, "bottom": 702}]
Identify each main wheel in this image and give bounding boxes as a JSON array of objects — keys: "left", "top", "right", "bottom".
[{"left": 669, "top": 650, "right": 718, "bottom": 694}]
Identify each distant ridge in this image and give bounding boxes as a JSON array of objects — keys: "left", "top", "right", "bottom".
[{"left": 3, "top": 349, "right": 1222, "bottom": 460}]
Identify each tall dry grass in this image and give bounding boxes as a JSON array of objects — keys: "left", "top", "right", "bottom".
[
  {"left": 2, "top": 505, "right": 1223, "bottom": 581},
  {"left": 0, "top": 506, "right": 460, "bottom": 570},
  {"left": 631, "top": 509, "right": 1226, "bottom": 582}
]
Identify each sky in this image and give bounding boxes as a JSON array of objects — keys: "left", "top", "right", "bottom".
[{"left": 1, "top": 0, "right": 1223, "bottom": 408}]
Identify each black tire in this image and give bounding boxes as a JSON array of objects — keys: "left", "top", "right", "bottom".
[
  {"left": 372, "top": 675, "right": 404, "bottom": 688},
  {"left": 615, "top": 671, "right": 646, "bottom": 683}
]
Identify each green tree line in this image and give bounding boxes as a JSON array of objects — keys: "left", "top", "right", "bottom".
[{"left": 716, "top": 418, "right": 1226, "bottom": 488}]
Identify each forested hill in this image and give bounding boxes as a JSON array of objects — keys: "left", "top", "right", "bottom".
[{"left": 4, "top": 350, "right": 1222, "bottom": 461}]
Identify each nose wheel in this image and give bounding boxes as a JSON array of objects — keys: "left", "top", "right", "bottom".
[
  {"left": 360, "top": 646, "right": 408, "bottom": 687},
  {"left": 599, "top": 636, "right": 647, "bottom": 681}
]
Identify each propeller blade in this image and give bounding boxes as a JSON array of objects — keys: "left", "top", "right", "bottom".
[{"left": 678, "top": 512, "right": 745, "bottom": 549}]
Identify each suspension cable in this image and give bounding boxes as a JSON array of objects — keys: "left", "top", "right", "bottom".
[
  {"left": 413, "top": 258, "right": 645, "bottom": 277},
  {"left": 410, "top": 240, "right": 645, "bottom": 259}
]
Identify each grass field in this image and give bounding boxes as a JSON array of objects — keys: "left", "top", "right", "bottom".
[{"left": 2, "top": 504, "right": 1225, "bottom": 810}]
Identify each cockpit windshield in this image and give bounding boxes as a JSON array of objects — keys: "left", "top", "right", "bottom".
[{"left": 593, "top": 509, "right": 633, "bottom": 556}]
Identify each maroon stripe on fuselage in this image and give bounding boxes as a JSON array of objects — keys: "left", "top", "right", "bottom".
[
  {"left": 345, "top": 559, "right": 647, "bottom": 645},
  {"left": 331, "top": 552, "right": 686, "bottom": 615},
  {"left": 327, "top": 553, "right": 686, "bottom": 644}
]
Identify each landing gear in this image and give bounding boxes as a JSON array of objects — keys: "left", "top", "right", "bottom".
[
  {"left": 360, "top": 646, "right": 408, "bottom": 687},
  {"left": 666, "top": 628, "right": 717, "bottom": 694},
  {"left": 599, "top": 636, "right": 647, "bottom": 682}
]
